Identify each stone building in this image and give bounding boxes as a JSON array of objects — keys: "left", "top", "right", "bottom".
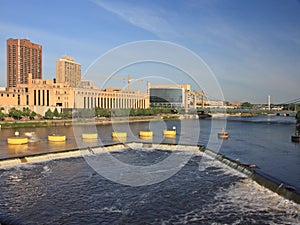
[
  {"left": 2, "top": 42, "right": 149, "bottom": 116},
  {"left": 0, "top": 74, "right": 149, "bottom": 115}
]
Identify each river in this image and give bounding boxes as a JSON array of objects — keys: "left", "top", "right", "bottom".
[{"left": 0, "top": 116, "right": 299, "bottom": 224}]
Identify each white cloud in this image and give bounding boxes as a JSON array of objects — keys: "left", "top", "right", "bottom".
[{"left": 91, "top": 0, "right": 176, "bottom": 38}]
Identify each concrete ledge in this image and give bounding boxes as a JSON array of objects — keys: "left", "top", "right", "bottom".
[
  {"left": 0, "top": 143, "right": 127, "bottom": 168},
  {"left": 199, "top": 147, "right": 300, "bottom": 204},
  {"left": 0, "top": 142, "right": 299, "bottom": 204}
]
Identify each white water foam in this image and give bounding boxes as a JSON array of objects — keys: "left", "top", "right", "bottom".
[{"left": 161, "top": 177, "right": 300, "bottom": 224}]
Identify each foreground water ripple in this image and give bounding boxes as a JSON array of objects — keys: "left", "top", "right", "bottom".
[{"left": 0, "top": 149, "right": 299, "bottom": 224}]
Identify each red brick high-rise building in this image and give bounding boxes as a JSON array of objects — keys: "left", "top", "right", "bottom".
[{"left": 6, "top": 38, "right": 42, "bottom": 88}]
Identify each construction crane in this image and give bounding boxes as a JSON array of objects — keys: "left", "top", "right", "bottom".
[
  {"left": 200, "top": 90, "right": 205, "bottom": 109},
  {"left": 124, "top": 74, "right": 143, "bottom": 90},
  {"left": 91, "top": 74, "right": 143, "bottom": 90},
  {"left": 192, "top": 90, "right": 205, "bottom": 109}
]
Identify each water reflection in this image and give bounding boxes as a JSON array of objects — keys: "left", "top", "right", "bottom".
[
  {"left": 7, "top": 144, "right": 28, "bottom": 155},
  {"left": 0, "top": 120, "right": 197, "bottom": 158},
  {"left": 0, "top": 117, "right": 300, "bottom": 190}
]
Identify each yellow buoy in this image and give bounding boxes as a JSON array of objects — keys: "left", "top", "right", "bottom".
[
  {"left": 163, "top": 130, "right": 176, "bottom": 138},
  {"left": 48, "top": 135, "right": 66, "bottom": 142},
  {"left": 140, "top": 136, "right": 153, "bottom": 141},
  {"left": 139, "top": 131, "right": 153, "bottom": 140},
  {"left": 112, "top": 132, "right": 127, "bottom": 138},
  {"left": 112, "top": 132, "right": 127, "bottom": 141},
  {"left": 82, "top": 133, "right": 98, "bottom": 139},
  {"left": 8, "top": 144, "right": 28, "bottom": 152},
  {"left": 112, "top": 137, "right": 127, "bottom": 142},
  {"left": 7, "top": 137, "right": 28, "bottom": 145},
  {"left": 139, "top": 131, "right": 153, "bottom": 137}
]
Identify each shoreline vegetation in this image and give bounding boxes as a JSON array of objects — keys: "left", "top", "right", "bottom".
[
  {"left": 0, "top": 111, "right": 294, "bottom": 129},
  {"left": 0, "top": 116, "right": 158, "bottom": 129},
  {"left": 0, "top": 106, "right": 298, "bottom": 129}
]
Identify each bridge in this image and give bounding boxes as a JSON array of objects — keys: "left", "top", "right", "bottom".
[{"left": 202, "top": 108, "right": 296, "bottom": 117}]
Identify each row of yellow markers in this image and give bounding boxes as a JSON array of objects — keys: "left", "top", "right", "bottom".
[{"left": 7, "top": 129, "right": 177, "bottom": 145}]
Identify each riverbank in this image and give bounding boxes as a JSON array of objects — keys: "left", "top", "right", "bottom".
[
  {"left": 0, "top": 116, "right": 160, "bottom": 129},
  {"left": 0, "top": 114, "right": 197, "bottom": 129},
  {"left": 0, "top": 112, "right": 295, "bottom": 129}
]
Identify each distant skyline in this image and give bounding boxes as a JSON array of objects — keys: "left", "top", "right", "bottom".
[{"left": 1, "top": 0, "right": 300, "bottom": 104}]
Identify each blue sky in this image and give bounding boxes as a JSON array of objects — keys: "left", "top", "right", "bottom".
[{"left": 0, "top": 0, "right": 300, "bottom": 103}]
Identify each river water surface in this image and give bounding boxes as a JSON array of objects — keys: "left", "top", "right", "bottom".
[{"left": 0, "top": 116, "right": 299, "bottom": 224}]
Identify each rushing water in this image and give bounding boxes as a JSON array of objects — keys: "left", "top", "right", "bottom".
[
  {"left": 218, "top": 116, "right": 300, "bottom": 189},
  {"left": 0, "top": 149, "right": 299, "bottom": 224},
  {"left": 0, "top": 116, "right": 300, "bottom": 224},
  {"left": 0, "top": 116, "right": 299, "bottom": 188}
]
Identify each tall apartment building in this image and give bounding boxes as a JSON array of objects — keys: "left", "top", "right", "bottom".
[
  {"left": 6, "top": 38, "right": 42, "bottom": 88},
  {"left": 56, "top": 56, "right": 81, "bottom": 87}
]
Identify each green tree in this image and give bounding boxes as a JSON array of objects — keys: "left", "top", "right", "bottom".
[
  {"left": 129, "top": 109, "right": 137, "bottom": 116},
  {"left": 0, "top": 111, "right": 5, "bottom": 121},
  {"left": 30, "top": 111, "right": 37, "bottom": 120},
  {"left": 112, "top": 109, "right": 130, "bottom": 117},
  {"left": 241, "top": 102, "right": 253, "bottom": 109},
  {"left": 73, "top": 108, "right": 95, "bottom": 118},
  {"left": 60, "top": 111, "right": 71, "bottom": 119},
  {"left": 53, "top": 108, "right": 60, "bottom": 117},
  {"left": 45, "top": 109, "right": 54, "bottom": 119},
  {"left": 95, "top": 108, "right": 110, "bottom": 117},
  {"left": 8, "top": 108, "right": 23, "bottom": 120},
  {"left": 22, "top": 107, "right": 31, "bottom": 117}
]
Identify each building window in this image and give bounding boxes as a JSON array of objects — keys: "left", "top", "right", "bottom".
[
  {"left": 38, "top": 90, "right": 41, "bottom": 105},
  {"left": 47, "top": 90, "right": 50, "bottom": 106},
  {"left": 42, "top": 90, "right": 45, "bottom": 106},
  {"left": 34, "top": 90, "right": 36, "bottom": 105},
  {"left": 18, "top": 95, "right": 20, "bottom": 105}
]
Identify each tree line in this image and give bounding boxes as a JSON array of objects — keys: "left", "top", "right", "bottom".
[
  {"left": 1, "top": 107, "right": 300, "bottom": 121},
  {"left": 73, "top": 107, "right": 177, "bottom": 118},
  {"left": 0, "top": 107, "right": 179, "bottom": 121},
  {"left": 0, "top": 107, "right": 38, "bottom": 120}
]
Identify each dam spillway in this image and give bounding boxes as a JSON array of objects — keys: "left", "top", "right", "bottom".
[
  {"left": 0, "top": 142, "right": 299, "bottom": 224},
  {"left": 0, "top": 142, "right": 300, "bottom": 205}
]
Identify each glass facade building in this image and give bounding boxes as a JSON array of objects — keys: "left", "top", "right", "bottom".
[{"left": 150, "top": 88, "right": 184, "bottom": 107}]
